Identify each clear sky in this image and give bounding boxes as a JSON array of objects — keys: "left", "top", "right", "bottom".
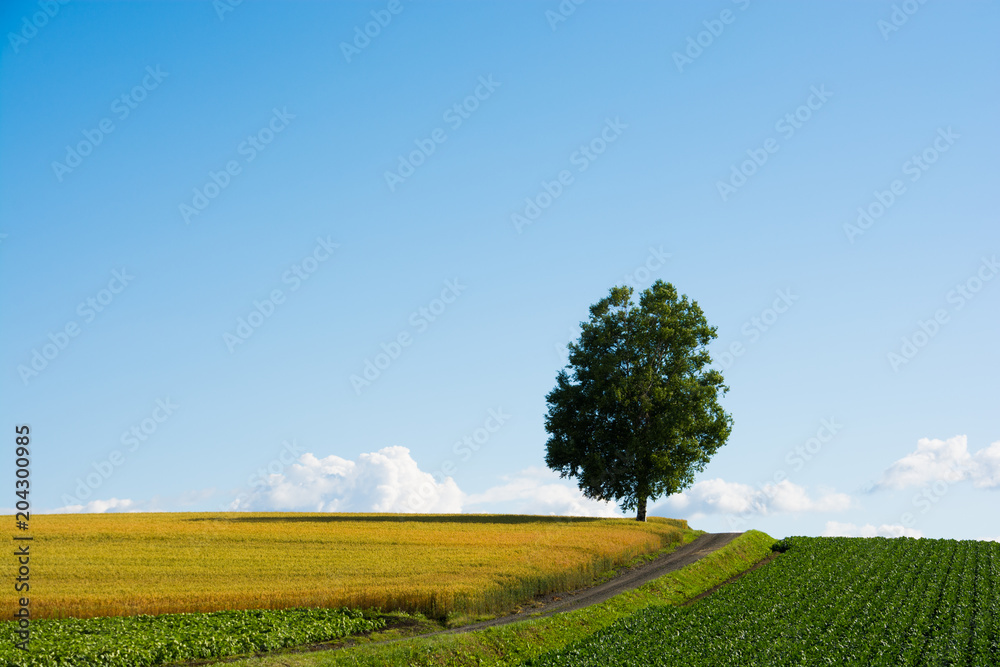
[{"left": 1, "top": 0, "right": 997, "bottom": 541}]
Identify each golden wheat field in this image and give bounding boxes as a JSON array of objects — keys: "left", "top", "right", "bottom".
[{"left": 10, "top": 512, "right": 693, "bottom": 620}]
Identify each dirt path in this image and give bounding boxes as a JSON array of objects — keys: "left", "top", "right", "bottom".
[{"left": 443, "top": 531, "right": 743, "bottom": 633}]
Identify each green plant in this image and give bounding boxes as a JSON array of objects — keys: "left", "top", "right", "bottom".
[
  {"left": 771, "top": 537, "right": 792, "bottom": 553},
  {"left": 0, "top": 607, "right": 383, "bottom": 667},
  {"left": 529, "top": 536, "right": 1000, "bottom": 666}
]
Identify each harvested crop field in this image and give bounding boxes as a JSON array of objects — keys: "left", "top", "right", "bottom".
[{"left": 8, "top": 513, "right": 693, "bottom": 619}]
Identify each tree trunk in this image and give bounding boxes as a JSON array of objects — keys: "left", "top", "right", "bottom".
[{"left": 636, "top": 496, "right": 647, "bottom": 522}]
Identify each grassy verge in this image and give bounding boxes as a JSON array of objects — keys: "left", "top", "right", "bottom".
[{"left": 209, "top": 529, "right": 775, "bottom": 667}]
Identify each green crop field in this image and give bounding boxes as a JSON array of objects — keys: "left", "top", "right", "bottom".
[
  {"left": 530, "top": 536, "right": 1000, "bottom": 667},
  {"left": 0, "top": 608, "right": 384, "bottom": 667},
  {"left": 9, "top": 527, "right": 997, "bottom": 667}
]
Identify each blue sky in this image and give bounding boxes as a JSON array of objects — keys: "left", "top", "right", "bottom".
[{"left": 1, "top": 0, "right": 997, "bottom": 541}]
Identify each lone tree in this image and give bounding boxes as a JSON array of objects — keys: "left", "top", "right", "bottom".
[{"left": 544, "top": 280, "right": 732, "bottom": 521}]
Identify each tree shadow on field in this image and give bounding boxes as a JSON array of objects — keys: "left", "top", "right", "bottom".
[{"left": 184, "top": 513, "right": 610, "bottom": 525}]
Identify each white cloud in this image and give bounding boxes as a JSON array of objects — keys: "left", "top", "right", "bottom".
[
  {"left": 465, "top": 467, "right": 622, "bottom": 517},
  {"left": 52, "top": 497, "right": 136, "bottom": 513},
  {"left": 823, "top": 521, "right": 923, "bottom": 538},
  {"left": 230, "top": 446, "right": 463, "bottom": 513},
  {"left": 874, "top": 435, "right": 1000, "bottom": 491},
  {"left": 980, "top": 536, "right": 1000, "bottom": 543},
  {"left": 876, "top": 435, "right": 974, "bottom": 490},
  {"left": 971, "top": 441, "right": 1000, "bottom": 488},
  {"left": 655, "top": 478, "right": 854, "bottom": 518}
]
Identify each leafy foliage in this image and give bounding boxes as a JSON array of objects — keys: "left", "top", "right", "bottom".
[
  {"left": 771, "top": 538, "right": 793, "bottom": 553},
  {"left": 0, "top": 607, "right": 383, "bottom": 667},
  {"left": 529, "top": 536, "right": 1000, "bottom": 666},
  {"left": 546, "top": 281, "right": 732, "bottom": 519}
]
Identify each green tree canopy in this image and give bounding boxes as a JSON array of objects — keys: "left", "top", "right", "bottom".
[{"left": 544, "top": 280, "right": 732, "bottom": 521}]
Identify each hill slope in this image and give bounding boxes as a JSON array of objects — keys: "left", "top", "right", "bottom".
[{"left": 531, "top": 536, "right": 1000, "bottom": 666}]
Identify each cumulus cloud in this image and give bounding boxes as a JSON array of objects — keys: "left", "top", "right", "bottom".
[
  {"left": 230, "top": 446, "right": 462, "bottom": 513},
  {"left": 823, "top": 521, "right": 923, "bottom": 539},
  {"left": 52, "top": 498, "right": 137, "bottom": 513},
  {"left": 875, "top": 436, "right": 1000, "bottom": 490},
  {"left": 655, "top": 478, "right": 854, "bottom": 518},
  {"left": 971, "top": 441, "right": 1000, "bottom": 488},
  {"left": 464, "top": 467, "right": 622, "bottom": 517},
  {"left": 875, "top": 435, "right": 974, "bottom": 490}
]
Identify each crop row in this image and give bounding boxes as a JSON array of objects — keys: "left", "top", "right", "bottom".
[
  {"left": 0, "top": 606, "right": 384, "bottom": 667},
  {"left": 529, "top": 536, "right": 1000, "bottom": 666}
]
